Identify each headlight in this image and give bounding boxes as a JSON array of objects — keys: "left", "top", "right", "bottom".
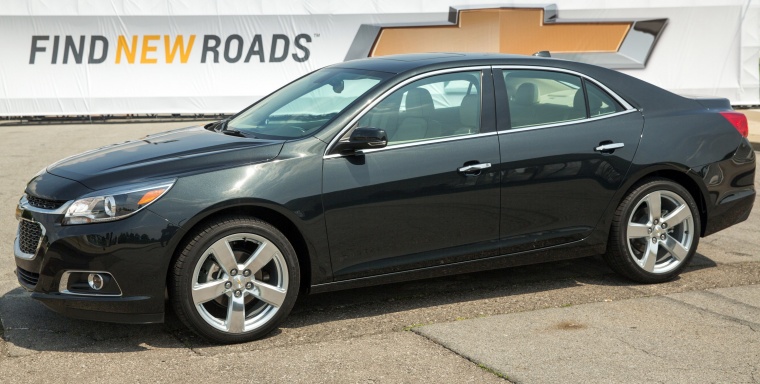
[{"left": 63, "top": 180, "right": 175, "bottom": 225}]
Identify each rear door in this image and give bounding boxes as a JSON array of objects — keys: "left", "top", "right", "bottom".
[
  {"left": 322, "top": 68, "right": 502, "bottom": 280},
  {"left": 494, "top": 67, "right": 644, "bottom": 253}
]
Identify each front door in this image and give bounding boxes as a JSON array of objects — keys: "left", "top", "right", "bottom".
[{"left": 322, "top": 69, "right": 501, "bottom": 280}]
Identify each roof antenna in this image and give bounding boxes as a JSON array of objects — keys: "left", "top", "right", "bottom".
[{"left": 532, "top": 51, "right": 551, "bottom": 57}]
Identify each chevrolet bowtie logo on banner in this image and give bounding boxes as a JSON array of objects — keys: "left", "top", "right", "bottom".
[{"left": 345, "top": 4, "right": 668, "bottom": 69}]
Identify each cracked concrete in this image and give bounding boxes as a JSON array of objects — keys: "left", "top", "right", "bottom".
[{"left": 415, "top": 285, "right": 760, "bottom": 384}]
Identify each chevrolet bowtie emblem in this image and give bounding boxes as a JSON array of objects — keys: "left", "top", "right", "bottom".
[{"left": 344, "top": 4, "right": 667, "bottom": 69}]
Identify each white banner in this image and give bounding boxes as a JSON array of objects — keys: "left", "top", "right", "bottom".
[{"left": 0, "top": 0, "right": 757, "bottom": 116}]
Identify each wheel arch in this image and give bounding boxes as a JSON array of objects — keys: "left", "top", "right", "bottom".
[
  {"left": 615, "top": 166, "right": 708, "bottom": 236},
  {"left": 165, "top": 201, "right": 314, "bottom": 295}
]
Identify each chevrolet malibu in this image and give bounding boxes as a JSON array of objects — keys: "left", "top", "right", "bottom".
[{"left": 13, "top": 53, "right": 755, "bottom": 343}]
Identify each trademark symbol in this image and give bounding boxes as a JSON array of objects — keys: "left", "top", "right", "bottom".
[{"left": 313, "top": 33, "right": 321, "bottom": 38}]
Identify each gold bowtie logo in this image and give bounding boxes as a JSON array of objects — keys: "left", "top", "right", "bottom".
[{"left": 345, "top": 5, "right": 667, "bottom": 69}]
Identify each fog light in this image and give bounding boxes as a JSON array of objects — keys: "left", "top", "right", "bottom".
[
  {"left": 88, "top": 273, "right": 104, "bottom": 290},
  {"left": 59, "top": 271, "right": 122, "bottom": 296}
]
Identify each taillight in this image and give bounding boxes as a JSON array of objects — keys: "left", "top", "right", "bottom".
[{"left": 719, "top": 111, "right": 749, "bottom": 138}]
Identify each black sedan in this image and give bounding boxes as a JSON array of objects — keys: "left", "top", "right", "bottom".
[{"left": 13, "top": 53, "right": 755, "bottom": 343}]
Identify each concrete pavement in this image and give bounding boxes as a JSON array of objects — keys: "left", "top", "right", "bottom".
[{"left": 416, "top": 284, "right": 760, "bottom": 383}]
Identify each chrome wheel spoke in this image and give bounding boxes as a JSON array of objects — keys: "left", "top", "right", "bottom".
[
  {"left": 642, "top": 241, "right": 659, "bottom": 272},
  {"left": 662, "top": 205, "right": 691, "bottom": 228},
  {"left": 252, "top": 281, "right": 287, "bottom": 307},
  {"left": 208, "top": 237, "right": 238, "bottom": 275},
  {"left": 626, "top": 188, "right": 695, "bottom": 275},
  {"left": 646, "top": 191, "right": 662, "bottom": 221},
  {"left": 627, "top": 222, "right": 650, "bottom": 239},
  {"left": 192, "top": 231, "right": 290, "bottom": 334},
  {"left": 241, "top": 241, "right": 277, "bottom": 274},
  {"left": 192, "top": 279, "right": 227, "bottom": 305},
  {"left": 662, "top": 235, "right": 689, "bottom": 261},
  {"left": 225, "top": 293, "right": 246, "bottom": 333}
]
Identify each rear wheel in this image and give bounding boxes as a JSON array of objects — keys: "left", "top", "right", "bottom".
[
  {"left": 605, "top": 179, "right": 700, "bottom": 283},
  {"left": 170, "top": 216, "right": 300, "bottom": 343}
]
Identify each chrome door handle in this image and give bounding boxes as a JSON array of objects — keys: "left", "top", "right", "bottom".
[
  {"left": 595, "top": 143, "right": 624, "bottom": 152},
  {"left": 458, "top": 163, "right": 492, "bottom": 173}
]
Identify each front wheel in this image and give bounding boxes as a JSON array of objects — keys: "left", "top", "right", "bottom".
[
  {"left": 604, "top": 179, "right": 700, "bottom": 283},
  {"left": 170, "top": 216, "right": 300, "bottom": 343}
]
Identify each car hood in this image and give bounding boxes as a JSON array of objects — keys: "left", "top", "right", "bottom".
[{"left": 45, "top": 126, "right": 285, "bottom": 191}]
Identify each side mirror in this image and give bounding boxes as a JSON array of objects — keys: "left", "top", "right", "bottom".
[{"left": 336, "top": 127, "right": 388, "bottom": 154}]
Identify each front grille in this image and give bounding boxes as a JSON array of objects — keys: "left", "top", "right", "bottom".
[
  {"left": 26, "top": 195, "right": 66, "bottom": 210},
  {"left": 18, "top": 220, "right": 43, "bottom": 255},
  {"left": 16, "top": 267, "right": 39, "bottom": 287}
]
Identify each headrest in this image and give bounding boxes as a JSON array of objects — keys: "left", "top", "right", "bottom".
[
  {"left": 405, "top": 88, "right": 434, "bottom": 119},
  {"left": 515, "top": 82, "right": 539, "bottom": 105}
]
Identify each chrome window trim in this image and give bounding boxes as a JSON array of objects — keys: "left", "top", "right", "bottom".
[
  {"left": 58, "top": 270, "right": 123, "bottom": 297},
  {"left": 323, "top": 131, "right": 498, "bottom": 159},
  {"left": 497, "top": 109, "right": 638, "bottom": 135},
  {"left": 323, "top": 66, "right": 490, "bottom": 158},
  {"left": 493, "top": 65, "right": 635, "bottom": 111}
]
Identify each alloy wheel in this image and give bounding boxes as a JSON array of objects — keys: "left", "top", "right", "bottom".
[
  {"left": 191, "top": 233, "right": 289, "bottom": 333},
  {"left": 625, "top": 190, "right": 695, "bottom": 274}
]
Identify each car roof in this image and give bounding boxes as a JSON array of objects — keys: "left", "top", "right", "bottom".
[
  {"left": 330, "top": 52, "right": 698, "bottom": 113},
  {"left": 332, "top": 52, "right": 559, "bottom": 74}
]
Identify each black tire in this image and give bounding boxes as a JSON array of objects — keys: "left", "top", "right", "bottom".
[
  {"left": 169, "top": 215, "right": 300, "bottom": 343},
  {"left": 604, "top": 178, "right": 700, "bottom": 283}
]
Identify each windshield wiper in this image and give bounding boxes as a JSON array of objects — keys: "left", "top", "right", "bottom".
[
  {"left": 221, "top": 128, "right": 248, "bottom": 138},
  {"left": 204, "top": 118, "right": 230, "bottom": 132},
  {"left": 207, "top": 118, "right": 259, "bottom": 139}
]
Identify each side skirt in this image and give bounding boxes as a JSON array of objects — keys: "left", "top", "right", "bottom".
[{"left": 308, "top": 240, "right": 606, "bottom": 294}]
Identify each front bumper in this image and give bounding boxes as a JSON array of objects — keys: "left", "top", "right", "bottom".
[
  {"left": 13, "top": 196, "right": 182, "bottom": 324},
  {"left": 28, "top": 292, "right": 163, "bottom": 324}
]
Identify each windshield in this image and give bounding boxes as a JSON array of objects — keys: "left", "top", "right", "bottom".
[{"left": 227, "top": 68, "right": 390, "bottom": 139}]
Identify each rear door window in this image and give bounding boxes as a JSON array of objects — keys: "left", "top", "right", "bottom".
[{"left": 502, "top": 70, "right": 586, "bottom": 129}]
